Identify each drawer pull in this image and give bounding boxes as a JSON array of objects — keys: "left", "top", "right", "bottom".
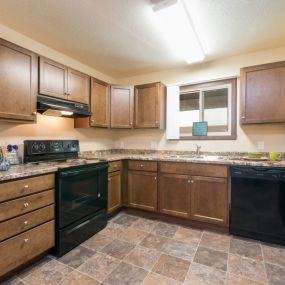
[
  {"left": 24, "top": 238, "right": 29, "bottom": 243},
  {"left": 23, "top": 185, "right": 29, "bottom": 190},
  {"left": 140, "top": 164, "right": 144, "bottom": 168},
  {"left": 97, "top": 193, "right": 101, "bottom": 198},
  {"left": 23, "top": 202, "right": 29, "bottom": 208},
  {"left": 24, "top": 220, "right": 28, "bottom": 225}
]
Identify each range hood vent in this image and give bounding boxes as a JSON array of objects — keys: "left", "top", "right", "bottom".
[{"left": 37, "top": 95, "right": 92, "bottom": 118}]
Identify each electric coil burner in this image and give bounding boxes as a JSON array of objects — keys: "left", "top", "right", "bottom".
[{"left": 24, "top": 140, "right": 108, "bottom": 257}]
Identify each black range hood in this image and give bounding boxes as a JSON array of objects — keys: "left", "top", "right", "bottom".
[{"left": 37, "top": 95, "right": 92, "bottom": 118}]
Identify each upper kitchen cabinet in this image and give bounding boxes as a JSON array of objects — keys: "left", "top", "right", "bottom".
[
  {"left": 39, "top": 56, "right": 90, "bottom": 104},
  {"left": 134, "top": 82, "right": 166, "bottom": 129},
  {"left": 110, "top": 85, "right": 134, "bottom": 128},
  {"left": 240, "top": 61, "right": 285, "bottom": 124},
  {"left": 0, "top": 39, "right": 37, "bottom": 123},
  {"left": 90, "top": 78, "right": 109, "bottom": 127}
]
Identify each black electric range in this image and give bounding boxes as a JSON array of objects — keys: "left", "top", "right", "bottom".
[{"left": 24, "top": 140, "right": 108, "bottom": 257}]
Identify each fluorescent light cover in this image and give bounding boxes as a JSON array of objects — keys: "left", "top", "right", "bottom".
[
  {"left": 61, "top": 111, "right": 73, "bottom": 116},
  {"left": 153, "top": 0, "right": 204, "bottom": 64}
]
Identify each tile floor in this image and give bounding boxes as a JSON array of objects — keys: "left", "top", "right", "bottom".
[{"left": 3, "top": 212, "right": 285, "bottom": 285}]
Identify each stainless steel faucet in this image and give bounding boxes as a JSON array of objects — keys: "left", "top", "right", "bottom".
[{"left": 195, "top": 144, "right": 202, "bottom": 157}]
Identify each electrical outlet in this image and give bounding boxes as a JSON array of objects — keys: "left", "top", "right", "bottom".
[
  {"left": 257, "top": 141, "right": 265, "bottom": 151},
  {"left": 150, "top": 141, "right": 157, "bottom": 150}
]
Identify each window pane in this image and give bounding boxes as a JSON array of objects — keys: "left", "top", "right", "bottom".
[
  {"left": 180, "top": 92, "right": 199, "bottom": 111},
  {"left": 179, "top": 92, "right": 200, "bottom": 130},
  {"left": 203, "top": 88, "right": 228, "bottom": 132}
]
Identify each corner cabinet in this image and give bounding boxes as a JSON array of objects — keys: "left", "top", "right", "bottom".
[
  {"left": 134, "top": 82, "right": 166, "bottom": 128},
  {"left": 0, "top": 39, "right": 37, "bottom": 123},
  {"left": 39, "top": 57, "right": 90, "bottom": 104},
  {"left": 110, "top": 85, "right": 134, "bottom": 128},
  {"left": 240, "top": 61, "right": 285, "bottom": 124}
]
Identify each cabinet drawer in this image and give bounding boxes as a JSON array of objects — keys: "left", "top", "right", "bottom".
[
  {"left": 0, "top": 205, "right": 54, "bottom": 242},
  {"left": 128, "top": 160, "right": 157, "bottom": 172},
  {"left": 0, "top": 220, "right": 54, "bottom": 277},
  {"left": 108, "top": 161, "right": 122, "bottom": 173},
  {"left": 159, "top": 162, "right": 228, "bottom": 178},
  {"left": 0, "top": 190, "right": 54, "bottom": 222},
  {"left": 0, "top": 174, "right": 54, "bottom": 203}
]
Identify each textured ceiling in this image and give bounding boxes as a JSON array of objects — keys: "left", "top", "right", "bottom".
[{"left": 0, "top": 0, "right": 285, "bottom": 78}]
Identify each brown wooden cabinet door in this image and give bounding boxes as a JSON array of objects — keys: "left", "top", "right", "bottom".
[
  {"left": 39, "top": 57, "right": 68, "bottom": 100},
  {"left": 110, "top": 85, "right": 134, "bottom": 128},
  {"left": 0, "top": 39, "right": 37, "bottom": 122},
  {"left": 241, "top": 61, "right": 285, "bottom": 124},
  {"left": 134, "top": 82, "right": 163, "bottom": 128},
  {"left": 128, "top": 171, "right": 157, "bottom": 211},
  {"left": 108, "top": 171, "right": 121, "bottom": 214},
  {"left": 68, "top": 68, "right": 90, "bottom": 104},
  {"left": 90, "top": 78, "right": 109, "bottom": 127},
  {"left": 190, "top": 176, "right": 228, "bottom": 226},
  {"left": 158, "top": 173, "right": 191, "bottom": 218}
]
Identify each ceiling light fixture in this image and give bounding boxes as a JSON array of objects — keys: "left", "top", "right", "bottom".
[{"left": 152, "top": 0, "right": 205, "bottom": 64}]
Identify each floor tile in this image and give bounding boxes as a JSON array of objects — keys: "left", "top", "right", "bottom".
[
  {"left": 111, "top": 214, "right": 139, "bottom": 227},
  {"left": 103, "top": 262, "right": 148, "bottom": 285},
  {"left": 152, "top": 254, "right": 190, "bottom": 282},
  {"left": 184, "top": 262, "right": 226, "bottom": 285},
  {"left": 151, "top": 222, "right": 179, "bottom": 238},
  {"left": 82, "top": 233, "right": 113, "bottom": 251},
  {"left": 59, "top": 270, "right": 100, "bottom": 285},
  {"left": 77, "top": 251, "right": 120, "bottom": 282},
  {"left": 124, "top": 245, "right": 160, "bottom": 270},
  {"left": 23, "top": 259, "right": 73, "bottom": 285},
  {"left": 132, "top": 218, "right": 157, "bottom": 233},
  {"left": 199, "top": 231, "right": 231, "bottom": 252},
  {"left": 162, "top": 239, "right": 196, "bottom": 262},
  {"left": 228, "top": 254, "right": 267, "bottom": 283},
  {"left": 100, "top": 222, "right": 128, "bottom": 239},
  {"left": 265, "top": 262, "right": 285, "bottom": 285},
  {"left": 262, "top": 243, "right": 285, "bottom": 267},
  {"left": 17, "top": 256, "right": 52, "bottom": 278},
  {"left": 119, "top": 227, "right": 149, "bottom": 244},
  {"left": 1, "top": 276, "right": 25, "bottom": 285},
  {"left": 226, "top": 273, "right": 267, "bottom": 285},
  {"left": 140, "top": 233, "right": 168, "bottom": 251},
  {"left": 101, "top": 239, "right": 135, "bottom": 259},
  {"left": 193, "top": 246, "right": 228, "bottom": 271},
  {"left": 173, "top": 227, "right": 202, "bottom": 246},
  {"left": 58, "top": 245, "right": 95, "bottom": 268},
  {"left": 143, "top": 272, "right": 181, "bottom": 285},
  {"left": 230, "top": 237, "right": 263, "bottom": 261}
]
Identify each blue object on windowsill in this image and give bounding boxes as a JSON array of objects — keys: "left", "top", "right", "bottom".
[{"left": 192, "top": 121, "right": 208, "bottom": 136}]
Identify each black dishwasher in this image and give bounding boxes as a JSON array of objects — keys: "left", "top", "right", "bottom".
[{"left": 230, "top": 166, "right": 285, "bottom": 245}]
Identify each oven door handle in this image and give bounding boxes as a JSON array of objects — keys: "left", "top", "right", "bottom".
[{"left": 60, "top": 166, "right": 106, "bottom": 177}]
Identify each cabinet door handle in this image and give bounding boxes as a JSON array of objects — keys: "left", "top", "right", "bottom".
[
  {"left": 23, "top": 202, "right": 29, "bottom": 208},
  {"left": 140, "top": 164, "right": 144, "bottom": 168},
  {"left": 24, "top": 220, "right": 28, "bottom": 225},
  {"left": 24, "top": 238, "right": 29, "bottom": 243},
  {"left": 154, "top": 176, "right": 157, "bottom": 181},
  {"left": 191, "top": 180, "right": 194, "bottom": 183},
  {"left": 91, "top": 119, "right": 95, "bottom": 122},
  {"left": 97, "top": 193, "right": 101, "bottom": 198},
  {"left": 23, "top": 185, "right": 29, "bottom": 190},
  {"left": 188, "top": 180, "right": 190, "bottom": 183},
  {"left": 32, "top": 111, "right": 37, "bottom": 115},
  {"left": 130, "top": 122, "right": 133, "bottom": 126},
  {"left": 108, "top": 178, "right": 111, "bottom": 182},
  {"left": 241, "top": 116, "right": 245, "bottom": 119}
]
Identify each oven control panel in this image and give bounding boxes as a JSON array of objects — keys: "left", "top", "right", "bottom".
[{"left": 24, "top": 140, "right": 79, "bottom": 155}]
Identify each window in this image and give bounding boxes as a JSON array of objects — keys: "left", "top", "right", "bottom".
[{"left": 166, "top": 78, "right": 237, "bottom": 140}]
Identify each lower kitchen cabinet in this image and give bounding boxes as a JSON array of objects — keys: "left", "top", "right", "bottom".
[
  {"left": 158, "top": 173, "right": 191, "bottom": 218},
  {"left": 108, "top": 171, "right": 121, "bottom": 214},
  {"left": 191, "top": 176, "right": 228, "bottom": 226},
  {"left": 128, "top": 170, "right": 157, "bottom": 211}
]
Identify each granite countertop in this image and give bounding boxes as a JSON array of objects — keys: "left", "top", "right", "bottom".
[
  {"left": 0, "top": 164, "right": 57, "bottom": 182},
  {"left": 1, "top": 150, "right": 285, "bottom": 182}
]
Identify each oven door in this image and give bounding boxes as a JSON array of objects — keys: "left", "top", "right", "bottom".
[{"left": 56, "top": 163, "right": 108, "bottom": 229}]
